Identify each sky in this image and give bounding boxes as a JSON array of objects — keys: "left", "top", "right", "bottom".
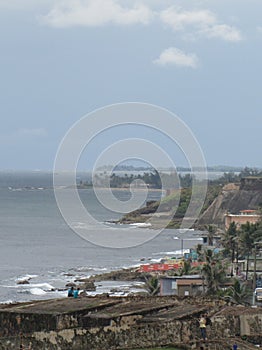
[{"left": 0, "top": 0, "right": 261, "bottom": 170}]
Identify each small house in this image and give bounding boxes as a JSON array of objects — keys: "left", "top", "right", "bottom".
[{"left": 159, "top": 275, "right": 204, "bottom": 296}]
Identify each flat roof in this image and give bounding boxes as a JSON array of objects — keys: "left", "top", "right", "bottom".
[
  {"left": 177, "top": 279, "right": 203, "bottom": 286},
  {"left": 160, "top": 275, "right": 202, "bottom": 280}
]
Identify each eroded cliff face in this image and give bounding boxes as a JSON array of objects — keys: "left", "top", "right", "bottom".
[{"left": 196, "top": 178, "right": 262, "bottom": 229}]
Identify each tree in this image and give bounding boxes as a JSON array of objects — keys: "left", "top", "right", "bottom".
[
  {"left": 144, "top": 275, "right": 160, "bottom": 296},
  {"left": 201, "top": 249, "right": 227, "bottom": 295},
  {"left": 239, "top": 222, "right": 258, "bottom": 280},
  {"left": 205, "top": 224, "right": 217, "bottom": 246},
  {"left": 196, "top": 244, "right": 203, "bottom": 261},
  {"left": 221, "top": 222, "right": 239, "bottom": 276},
  {"left": 180, "top": 259, "right": 191, "bottom": 276},
  {"left": 240, "top": 167, "right": 262, "bottom": 178},
  {"left": 224, "top": 279, "right": 252, "bottom": 305}
]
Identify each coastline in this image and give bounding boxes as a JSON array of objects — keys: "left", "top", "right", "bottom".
[{"left": 85, "top": 186, "right": 164, "bottom": 192}]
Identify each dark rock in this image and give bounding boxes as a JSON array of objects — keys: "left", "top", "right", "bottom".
[
  {"left": 74, "top": 278, "right": 91, "bottom": 283},
  {"left": 17, "top": 280, "right": 30, "bottom": 285},
  {"left": 65, "top": 282, "right": 76, "bottom": 287},
  {"left": 81, "top": 281, "right": 96, "bottom": 291}
]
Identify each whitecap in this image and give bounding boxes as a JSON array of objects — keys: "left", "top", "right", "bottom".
[
  {"left": 149, "top": 258, "right": 163, "bottom": 263},
  {"left": 16, "top": 274, "right": 38, "bottom": 282},
  {"left": 28, "top": 283, "right": 54, "bottom": 290},
  {"left": 30, "top": 288, "right": 46, "bottom": 295},
  {"left": 129, "top": 223, "right": 152, "bottom": 227},
  {"left": 152, "top": 249, "right": 190, "bottom": 256},
  {"left": 0, "top": 300, "right": 13, "bottom": 304}
]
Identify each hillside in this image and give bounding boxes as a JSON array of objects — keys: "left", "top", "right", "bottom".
[
  {"left": 196, "top": 177, "right": 262, "bottom": 228},
  {"left": 119, "top": 177, "right": 262, "bottom": 230}
]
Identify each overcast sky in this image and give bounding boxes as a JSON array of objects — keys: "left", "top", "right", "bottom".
[{"left": 0, "top": 0, "right": 261, "bottom": 170}]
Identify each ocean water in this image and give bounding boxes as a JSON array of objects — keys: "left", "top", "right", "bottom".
[{"left": 0, "top": 171, "right": 202, "bottom": 303}]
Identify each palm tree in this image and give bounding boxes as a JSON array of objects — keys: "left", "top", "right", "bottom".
[
  {"left": 180, "top": 259, "right": 191, "bottom": 276},
  {"left": 225, "top": 279, "right": 252, "bottom": 305},
  {"left": 222, "top": 222, "right": 238, "bottom": 259},
  {"left": 196, "top": 243, "right": 204, "bottom": 261},
  {"left": 221, "top": 222, "right": 239, "bottom": 276},
  {"left": 201, "top": 249, "right": 227, "bottom": 295},
  {"left": 205, "top": 224, "right": 217, "bottom": 246},
  {"left": 239, "top": 222, "right": 258, "bottom": 280},
  {"left": 144, "top": 275, "right": 160, "bottom": 296}
]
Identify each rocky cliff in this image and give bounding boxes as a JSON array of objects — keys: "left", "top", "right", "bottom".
[{"left": 196, "top": 177, "right": 262, "bottom": 229}]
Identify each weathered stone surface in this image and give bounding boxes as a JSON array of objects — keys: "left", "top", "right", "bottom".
[{"left": 0, "top": 296, "right": 261, "bottom": 349}]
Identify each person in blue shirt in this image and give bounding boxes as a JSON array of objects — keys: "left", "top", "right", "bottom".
[
  {"left": 68, "top": 286, "right": 74, "bottom": 297},
  {"left": 233, "top": 344, "right": 238, "bottom": 350},
  {"left": 74, "top": 288, "right": 80, "bottom": 298}
]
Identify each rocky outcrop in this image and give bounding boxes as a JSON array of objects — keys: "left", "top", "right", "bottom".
[
  {"left": 196, "top": 177, "right": 262, "bottom": 229},
  {"left": 89, "top": 268, "right": 147, "bottom": 282}
]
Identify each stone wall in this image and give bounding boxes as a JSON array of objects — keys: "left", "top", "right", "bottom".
[
  {"left": 1, "top": 313, "right": 260, "bottom": 350},
  {"left": 0, "top": 297, "right": 261, "bottom": 350}
]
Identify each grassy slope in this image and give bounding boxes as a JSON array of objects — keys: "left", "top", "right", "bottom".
[{"left": 121, "top": 183, "right": 222, "bottom": 228}]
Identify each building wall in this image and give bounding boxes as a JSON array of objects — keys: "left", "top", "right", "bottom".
[
  {"left": 160, "top": 278, "right": 177, "bottom": 296},
  {"left": 160, "top": 278, "right": 203, "bottom": 297},
  {"left": 177, "top": 284, "right": 203, "bottom": 297},
  {"left": 225, "top": 214, "right": 260, "bottom": 230}
]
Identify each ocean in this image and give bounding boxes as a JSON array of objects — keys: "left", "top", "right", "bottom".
[{"left": 0, "top": 171, "right": 202, "bottom": 303}]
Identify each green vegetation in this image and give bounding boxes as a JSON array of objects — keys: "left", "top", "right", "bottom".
[
  {"left": 221, "top": 220, "right": 262, "bottom": 280},
  {"left": 210, "top": 166, "right": 262, "bottom": 185},
  {"left": 143, "top": 275, "right": 160, "bottom": 296},
  {"left": 121, "top": 184, "right": 220, "bottom": 228},
  {"left": 224, "top": 279, "right": 252, "bottom": 304},
  {"left": 190, "top": 218, "right": 262, "bottom": 301},
  {"left": 107, "top": 171, "right": 192, "bottom": 189},
  {"left": 200, "top": 249, "right": 227, "bottom": 295},
  {"left": 121, "top": 167, "right": 262, "bottom": 228},
  {"left": 108, "top": 167, "right": 262, "bottom": 304}
]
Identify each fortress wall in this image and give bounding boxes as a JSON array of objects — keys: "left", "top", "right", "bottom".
[{"left": 0, "top": 307, "right": 261, "bottom": 349}]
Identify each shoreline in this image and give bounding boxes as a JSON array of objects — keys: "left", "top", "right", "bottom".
[
  {"left": 82, "top": 186, "right": 164, "bottom": 192},
  {"left": 0, "top": 227, "right": 201, "bottom": 304}
]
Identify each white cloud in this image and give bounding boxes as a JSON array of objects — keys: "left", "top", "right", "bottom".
[
  {"left": 39, "top": 1, "right": 243, "bottom": 43},
  {"left": 257, "top": 26, "right": 262, "bottom": 33},
  {"left": 203, "top": 24, "right": 242, "bottom": 42},
  {"left": 153, "top": 47, "right": 198, "bottom": 68},
  {"left": 160, "top": 6, "right": 243, "bottom": 42},
  {"left": 160, "top": 7, "right": 216, "bottom": 31},
  {"left": 41, "top": 0, "right": 154, "bottom": 27}
]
